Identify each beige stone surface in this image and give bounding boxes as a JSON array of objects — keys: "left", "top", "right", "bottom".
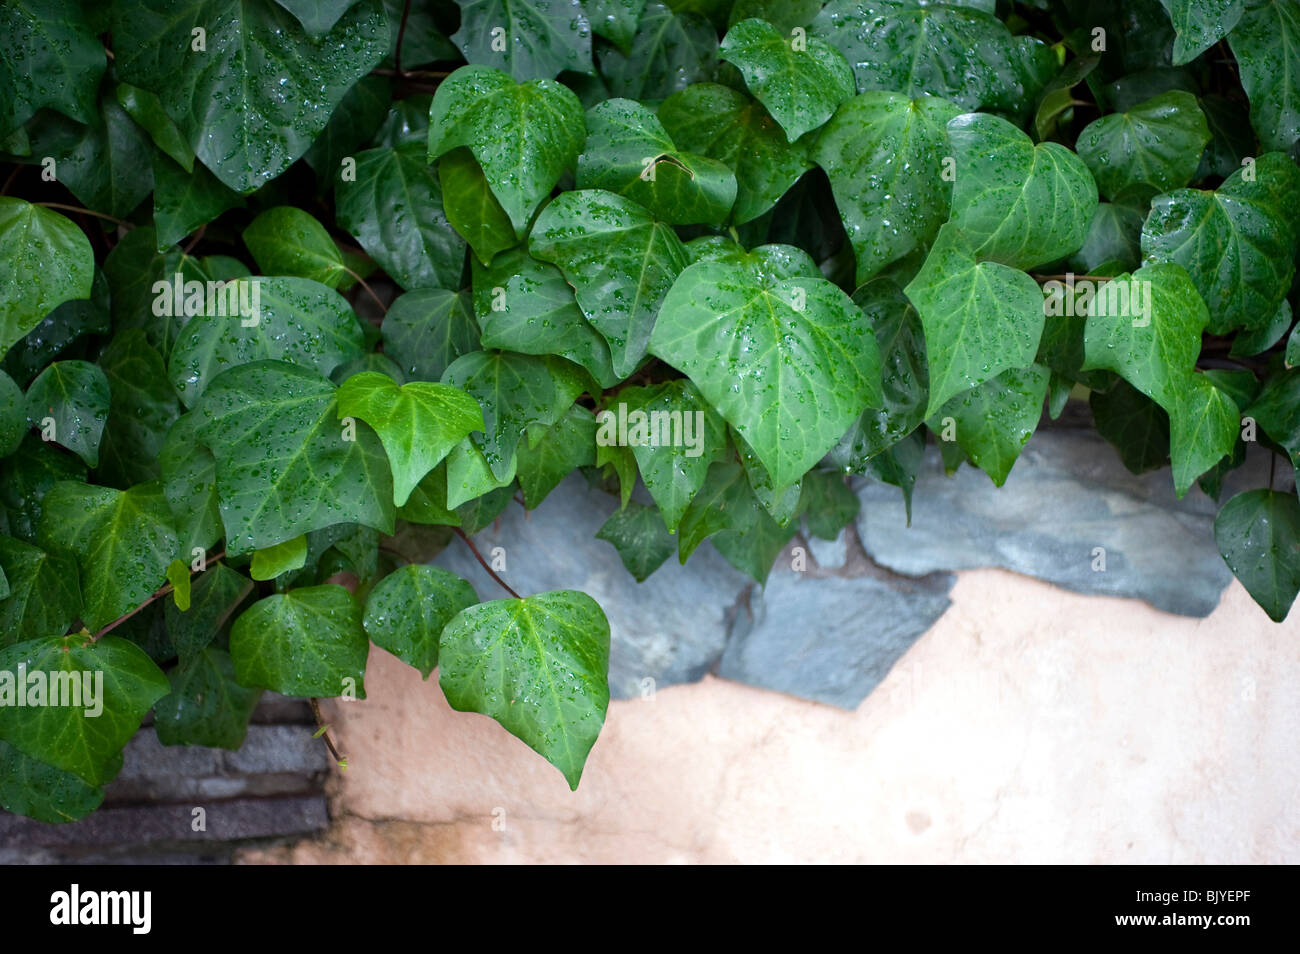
[{"left": 240, "top": 569, "right": 1300, "bottom": 864}]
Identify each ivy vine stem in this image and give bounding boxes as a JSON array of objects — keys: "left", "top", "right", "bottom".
[
  {"left": 452, "top": 527, "right": 521, "bottom": 599},
  {"left": 89, "top": 550, "right": 227, "bottom": 642}
]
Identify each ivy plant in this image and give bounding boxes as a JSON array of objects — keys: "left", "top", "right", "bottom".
[{"left": 0, "top": 0, "right": 1298, "bottom": 822}]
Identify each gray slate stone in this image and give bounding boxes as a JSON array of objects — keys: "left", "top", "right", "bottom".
[
  {"left": 855, "top": 428, "right": 1272, "bottom": 617},
  {"left": 433, "top": 474, "right": 752, "bottom": 699},
  {"left": 720, "top": 564, "right": 955, "bottom": 709}
]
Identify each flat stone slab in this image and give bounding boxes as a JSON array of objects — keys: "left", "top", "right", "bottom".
[
  {"left": 721, "top": 563, "right": 955, "bottom": 709},
  {"left": 855, "top": 428, "right": 1272, "bottom": 617}
]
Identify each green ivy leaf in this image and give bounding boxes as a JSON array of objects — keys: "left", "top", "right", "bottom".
[
  {"left": 472, "top": 247, "right": 619, "bottom": 388},
  {"left": 599, "top": 1, "right": 718, "bottom": 101},
  {"left": 530, "top": 189, "right": 691, "bottom": 377},
  {"left": 304, "top": 73, "right": 391, "bottom": 179},
  {"left": 243, "top": 207, "right": 348, "bottom": 288},
  {"left": 0, "top": 436, "right": 86, "bottom": 544},
  {"left": 518, "top": 405, "right": 596, "bottom": 508},
  {"left": 437, "top": 148, "right": 517, "bottom": 266},
  {"left": 96, "top": 329, "right": 181, "bottom": 487},
  {"left": 337, "top": 371, "right": 484, "bottom": 505},
  {"left": 0, "top": 739, "right": 107, "bottom": 824},
  {"left": 194, "top": 360, "right": 395, "bottom": 553},
  {"left": 230, "top": 584, "right": 369, "bottom": 697},
  {"left": 719, "top": 17, "right": 855, "bottom": 142},
  {"left": 652, "top": 259, "right": 882, "bottom": 487},
  {"left": 658, "top": 83, "right": 812, "bottom": 225},
  {"left": 164, "top": 562, "right": 254, "bottom": 659},
  {"left": 111, "top": 0, "right": 389, "bottom": 192},
  {"left": 24, "top": 360, "right": 109, "bottom": 468},
  {"left": 588, "top": 0, "right": 649, "bottom": 52},
  {"left": 159, "top": 412, "right": 222, "bottom": 556},
  {"left": 0, "top": 369, "right": 25, "bottom": 457},
  {"left": 798, "top": 469, "right": 859, "bottom": 540},
  {"left": 577, "top": 98, "right": 737, "bottom": 225},
  {"left": 168, "top": 277, "right": 366, "bottom": 407},
  {"left": 274, "top": 0, "right": 362, "bottom": 34},
  {"left": 249, "top": 535, "right": 308, "bottom": 581},
  {"left": 0, "top": 199, "right": 94, "bottom": 358},
  {"left": 382, "top": 289, "right": 480, "bottom": 383},
  {"left": 1215, "top": 489, "right": 1300, "bottom": 621},
  {"left": 1243, "top": 370, "right": 1300, "bottom": 484},
  {"left": 0, "top": 634, "right": 168, "bottom": 786},
  {"left": 1169, "top": 373, "right": 1238, "bottom": 496},
  {"left": 1076, "top": 91, "right": 1210, "bottom": 201},
  {"left": 445, "top": 437, "right": 518, "bottom": 508},
  {"left": 441, "top": 350, "right": 591, "bottom": 482},
  {"left": 37, "top": 481, "right": 178, "bottom": 633},
  {"left": 450, "top": 0, "right": 593, "bottom": 81},
  {"left": 1227, "top": 0, "right": 1300, "bottom": 153},
  {"left": 1081, "top": 263, "right": 1208, "bottom": 412},
  {"left": 152, "top": 156, "right": 245, "bottom": 254},
  {"left": 428, "top": 66, "right": 585, "bottom": 238},
  {"left": 362, "top": 564, "right": 478, "bottom": 677},
  {"left": 439, "top": 589, "right": 610, "bottom": 789},
  {"left": 927, "top": 365, "right": 1049, "bottom": 486},
  {"left": 904, "top": 225, "right": 1045, "bottom": 417},
  {"left": 595, "top": 500, "right": 676, "bottom": 581},
  {"left": 27, "top": 93, "right": 154, "bottom": 219},
  {"left": 814, "top": 91, "right": 961, "bottom": 285},
  {"left": 1070, "top": 199, "right": 1145, "bottom": 275},
  {"left": 1158, "top": 0, "right": 1245, "bottom": 64},
  {"left": 1231, "top": 300, "right": 1292, "bottom": 358},
  {"left": 811, "top": 0, "right": 1053, "bottom": 118},
  {"left": 607, "top": 379, "right": 726, "bottom": 531},
  {"left": 0, "top": 0, "right": 104, "bottom": 134},
  {"left": 1140, "top": 152, "right": 1300, "bottom": 334},
  {"left": 947, "top": 112, "right": 1098, "bottom": 271},
  {"left": 0, "top": 537, "right": 81, "bottom": 649},
  {"left": 155, "top": 647, "right": 261, "bottom": 749},
  {"left": 335, "top": 143, "right": 467, "bottom": 291},
  {"left": 1089, "top": 379, "right": 1171, "bottom": 474},
  {"left": 116, "top": 82, "right": 195, "bottom": 172}
]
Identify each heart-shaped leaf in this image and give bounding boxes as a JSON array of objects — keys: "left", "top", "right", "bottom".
[
  {"left": 230, "top": 584, "right": 369, "bottom": 697},
  {"left": 194, "top": 360, "right": 395, "bottom": 553},
  {"left": 1159, "top": 0, "right": 1245, "bottom": 64},
  {"left": 658, "top": 83, "right": 812, "bottom": 224},
  {"left": 24, "top": 360, "right": 109, "bottom": 468},
  {"left": 1215, "top": 489, "right": 1300, "bottom": 622},
  {"left": 814, "top": 91, "right": 961, "bottom": 284},
  {"left": 947, "top": 111, "right": 1098, "bottom": 270},
  {"left": 577, "top": 98, "right": 737, "bottom": 224},
  {"left": 0, "top": 200, "right": 94, "bottom": 358},
  {"left": 428, "top": 66, "right": 585, "bottom": 237},
  {"left": 37, "top": 481, "right": 178, "bottom": 633},
  {"left": 111, "top": 0, "right": 389, "bottom": 193},
  {"left": 450, "top": 0, "right": 593, "bottom": 81},
  {"left": 1076, "top": 91, "right": 1210, "bottom": 200},
  {"left": 439, "top": 589, "right": 611, "bottom": 789},
  {"left": 0, "top": 537, "right": 81, "bottom": 649},
  {"left": 363, "top": 564, "right": 478, "bottom": 677},
  {"left": 243, "top": 207, "right": 348, "bottom": 288},
  {"left": 168, "top": 277, "right": 366, "bottom": 407},
  {"left": 381, "top": 289, "right": 481, "bottom": 383},
  {"left": 530, "top": 189, "right": 690, "bottom": 377},
  {"left": 927, "top": 365, "right": 1049, "bottom": 486},
  {"left": 1141, "top": 152, "right": 1300, "bottom": 333},
  {"left": 719, "top": 17, "right": 855, "bottom": 142},
  {"left": 1227, "top": 0, "right": 1300, "bottom": 153},
  {"left": 904, "top": 225, "right": 1045, "bottom": 416},
  {"left": 336, "top": 372, "right": 484, "bottom": 506},
  {"left": 651, "top": 259, "right": 882, "bottom": 487},
  {"left": 0, "top": 634, "right": 168, "bottom": 786}
]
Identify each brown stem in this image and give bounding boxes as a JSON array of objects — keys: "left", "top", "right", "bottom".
[
  {"left": 91, "top": 550, "right": 226, "bottom": 641},
  {"left": 394, "top": 0, "right": 412, "bottom": 77},
  {"left": 1, "top": 165, "right": 21, "bottom": 196},
  {"left": 452, "top": 527, "right": 521, "bottom": 599},
  {"left": 344, "top": 265, "right": 387, "bottom": 314},
  {"left": 36, "top": 202, "right": 131, "bottom": 228},
  {"left": 310, "top": 699, "right": 347, "bottom": 767},
  {"left": 182, "top": 222, "right": 206, "bottom": 256}
]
